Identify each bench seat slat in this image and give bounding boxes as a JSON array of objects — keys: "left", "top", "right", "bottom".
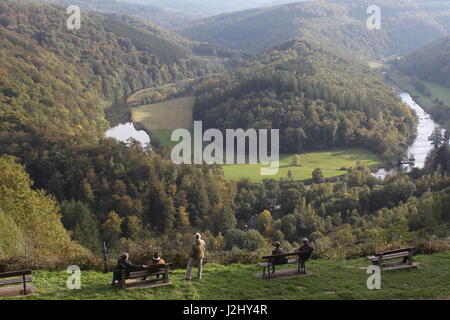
[
  {"left": 383, "top": 252, "right": 409, "bottom": 258},
  {"left": 128, "top": 270, "right": 166, "bottom": 278},
  {"left": 286, "top": 259, "right": 297, "bottom": 264}
]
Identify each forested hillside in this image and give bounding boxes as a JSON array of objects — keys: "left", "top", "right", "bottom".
[
  {"left": 0, "top": 0, "right": 239, "bottom": 266},
  {"left": 0, "top": 0, "right": 228, "bottom": 142},
  {"left": 396, "top": 35, "right": 450, "bottom": 88},
  {"left": 194, "top": 39, "right": 416, "bottom": 162},
  {"left": 389, "top": 35, "right": 450, "bottom": 128},
  {"left": 178, "top": 0, "right": 450, "bottom": 58}
]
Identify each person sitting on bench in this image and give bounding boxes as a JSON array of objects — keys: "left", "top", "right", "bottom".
[
  {"left": 298, "top": 238, "right": 314, "bottom": 273},
  {"left": 271, "top": 241, "right": 288, "bottom": 274},
  {"left": 111, "top": 252, "right": 142, "bottom": 285},
  {"left": 149, "top": 252, "right": 165, "bottom": 265},
  {"left": 144, "top": 252, "right": 165, "bottom": 279}
]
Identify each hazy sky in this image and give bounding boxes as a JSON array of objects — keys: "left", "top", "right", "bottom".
[{"left": 118, "top": 0, "right": 311, "bottom": 16}]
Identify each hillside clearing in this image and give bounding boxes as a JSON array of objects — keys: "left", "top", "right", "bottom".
[
  {"left": 131, "top": 96, "right": 195, "bottom": 131},
  {"left": 223, "top": 148, "right": 382, "bottom": 183}
]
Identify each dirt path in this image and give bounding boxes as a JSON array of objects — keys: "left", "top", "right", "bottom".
[{"left": 126, "top": 78, "right": 195, "bottom": 104}]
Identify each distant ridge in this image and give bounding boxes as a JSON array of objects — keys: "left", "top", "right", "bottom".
[{"left": 177, "top": 0, "right": 450, "bottom": 58}]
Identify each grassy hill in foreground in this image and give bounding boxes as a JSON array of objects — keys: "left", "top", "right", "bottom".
[{"left": 5, "top": 251, "right": 450, "bottom": 300}]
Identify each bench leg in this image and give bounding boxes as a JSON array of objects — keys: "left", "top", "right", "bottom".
[
  {"left": 120, "top": 270, "right": 126, "bottom": 289},
  {"left": 164, "top": 265, "right": 169, "bottom": 283},
  {"left": 22, "top": 274, "right": 27, "bottom": 295},
  {"left": 262, "top": 266, "right": 265, "bottom": 278},
  {"left": 377, "top": 254, "right": 383, "bottom": 269},
  {"left": 408, "top": 251, "right": 413, "bottom": 265},
  {"left": 298, "top": 260, "right": 306, "bottom": 274}
]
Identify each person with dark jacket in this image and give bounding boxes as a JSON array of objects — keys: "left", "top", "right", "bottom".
[
  {"left": 111, "top": 252, "right": 141, "bottom": 285},
  {"left": 298, "top": 238, "right": 314, "bottom": 273},
  {"left": 271, "top": 241, "right": 288, "bottom": 274}
]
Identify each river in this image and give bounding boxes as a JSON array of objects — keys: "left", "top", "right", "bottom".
[
  {"left": 105, "top": 122, "right": 150, "bottom": 146},
  {"left": 372, "top": 92, "right": 440, "bottom": 179}
]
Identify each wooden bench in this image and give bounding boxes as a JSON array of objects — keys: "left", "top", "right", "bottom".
[
  {"left": 0, "top": 270, "right": 32, "bottom": 295},
  {"left": 119, "top": 263, "right": 172, "bottom": 289},
  {"left": 260, "top": 250, "right": 312, "bottom": 279},
  {"left": 367, "top": 247, "right": 417, "bottom": 270}
]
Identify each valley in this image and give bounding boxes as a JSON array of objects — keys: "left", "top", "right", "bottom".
[
  {"left": 1, "top": 0, "right": 450, "bottom": 304},
  {"left": 105, "top": 81, "right": 438, "bottom": 183}
]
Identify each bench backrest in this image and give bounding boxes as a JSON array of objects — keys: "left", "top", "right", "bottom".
[
  {"left": 262, "top": 250, "right": 312, "bottom": 260},
  {"left": 375, "top": 247, "right": 416, "bottom": 256},
  {"left": 0, "top": 269, "right": 32, "bottom": 279},
  {"left": 124, "top": 263, "right": 171, "bottom": 279}
]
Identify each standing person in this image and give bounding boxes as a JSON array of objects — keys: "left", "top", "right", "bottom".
[
  {"left": 185, "top": 233, "right": 206, "bottom": 280},
  {"left": 298, "top": 238, "right": 314, "bottom": 273},
  {"left": 111, "top": 252, "right": 141, "bottom": 285},
  {"left": 271, "top": 241, "right": 287, "bottom": 274}
]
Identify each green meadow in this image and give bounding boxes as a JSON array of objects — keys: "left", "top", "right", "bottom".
[
  {"left": 152, "top": 135, "right": 381, "bottom": 183},
  {"left": 131, "top": 96, "right": 195, "bottom": 132},
  {"left": 150, "top": 128, "right": 187, "bottom": 149},
  {"left": 4, "top": 252, "right": 450, "bottom": 300},
  {"left": 223, "top": 148, "right": 382, "bottom": 183}
]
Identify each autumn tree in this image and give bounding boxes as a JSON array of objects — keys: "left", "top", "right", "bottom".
[
  {"left": 254, "top": 210, "right": 274, "bottom": 235},
  {"left": 291, "top": 154, "right": 301, "bottom": 166},
  {"left": 0, "top": 155, "right": 87, "bottom": 265},
  {"left": 102, "top": 211, "right": 123, "bottom": 247}
]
